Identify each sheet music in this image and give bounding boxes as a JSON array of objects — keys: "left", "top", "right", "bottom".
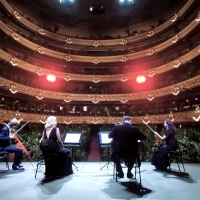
[
  {"left": 64, "top": 133, "right": 81, "bottom": 143},
  {"left": 101, "top": 134, "right": 112, "bottom": 144}
]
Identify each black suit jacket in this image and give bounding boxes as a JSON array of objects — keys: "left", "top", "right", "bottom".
[
  {"left": 0, "top": 125, "right": 11, "bottom": 148},
  {"left": 108, "top": 123, "right": 146, "bottom": 154}
]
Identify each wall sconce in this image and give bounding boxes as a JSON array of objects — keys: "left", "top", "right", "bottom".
[
  {"left": 11, "top": 33, "right": 19, "bottom": 40},
  {"left": 10, "top": 57, "right": 17, "bottom": 66},
  {"left": 65, "top": 55, "right": 72, "bottom": 61},
  {"left": 192, "top": 106, "right": 200, "bottom": 121},
  {"left": 92, "top": 76, "right": 100, "bottom": 83},
  {"left": 142, "top": 114, "right": 150, "bottom": 124},
  {"left": 120, "top": 96, "right": 128, "bottom": 103},
  {"left": 120, "top": 56, "right": 127, "bottom": 62},
  {"left": 169, "top": 111, "right": 174, "bottom": 121},
  {"left": 121, "top": 75, "right": 128, "bottom": 82},
  {"left": 195, "top": 12, "right": 200, "bottom": 22},
  {"left": 147, "top": 48, "right": 154, "bottom": 55},
  {"left": 15, "top": 111, "right": 23, "bottom": 121},
  {"left": 173, "top": 60, "right": 180, "bottom": 68},
  {"left": 148, "top": 70, "right": 155, "bottom": 77},
  {"left": 65, "top": 38, "right": 72, "bottom": 44},
  {"left": 172, "top": 35, "right": 178, "bottom": 43},
  {"left": 36, "top": 68, "right": 43, "bottom": 76},
  {"left": 147, "top": 94, "right": 154, "bottom": 101},
  {"left": 92, "top": 97, "right": 99, "bottom": 104},
  {"left": 10, "top": 85, "right": 17, "bottom": 94},
  {"left": 93, "top": 41, "right": 100, "bottom": 47},
  {"left": 172, "top": 86, "right": 180, "bottom": 95},
  {"left": 147, "top": 30, "right": 154, "bottom": 37},
  {"left": 36, "top": 92, "right": 43, "bottom": 100},
  {"left": 38, "top": 29, "right": 45, "bottom": 35},
  {"left": 64, "top": 96, "right": 71, "bottom": 103},
  {"left": 64, "top": 74, "right": 71, "bottom": 81},
  {"left": 120, "top": 38, "right": 127, "bottom": 45},
  {"left": 64, "top": 117, "right": 72, "bottom": 124},
  {"left": 91, "top": 117, "right": 100, "bottom": 124},
  {"left": 92, "top": 58, "right": 100, "bottom": 64},
  {"left": 37, "top": 46, "right": 45, "bottom": 54},
  {"left": 13, "top": 11, "right": 20, "bottom": 19},
  {"left": 171, "top": 14, "right": 178, "bottom": 22},
  {"left": 39, "top": 116, "right": 46, "bottom": 124}
]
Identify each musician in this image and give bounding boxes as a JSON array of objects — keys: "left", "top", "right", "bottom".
[
  {"left": 151, "top": 119, "right": 177, "bottom": 170},
  {"left": 0, "top": 118, "right": 24, "bottom": 170},
  {"left": 108, "top": 116, "right": 146, "bottom": 178},
  {"left": 40, "top": 116, "right": 73, "bottom": 176}
]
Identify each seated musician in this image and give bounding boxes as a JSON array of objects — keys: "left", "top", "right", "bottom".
[
  {"left": 151, "top": 119, "right": 177, "bottom": 170},
  {"left": 0, "top": 118, "right": 24, "bottom": 170},
  {"left": 40, "top": 116, "right": 73, "bottom": 176},
  {"left": 108, "top": 116, "right": 146, "bottom": 178}
]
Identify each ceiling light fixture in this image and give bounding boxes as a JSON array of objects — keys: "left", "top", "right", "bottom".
[
  {"left": 13, "top": 11, "right": 20, "bottom": 19},
  {"left": 10, "top": 57, "right": 17, "bottom": 66},
  {"left": 65, "top": 38, "right": 72, "bottom": 44},
  {"left": 121, "top": 75, "right": 128, "bottom": 82},
  {"left": 36, "top": 68, "right": 43, "bottom": 76},
  {"left": 37, "top": 46, "right": 45, "bottom": 54},
  {"left": 142, "top": 114, "right": 150, "bottom": 124},
  {"left": 92, "top": 58, "right": 100, "bottom": 64},
  {"left": 192, "top": 106, "right": 200, "bottom": 121},
  {"left": 120, "top": 38, "right": 127, "bottom": 45},
  {"left": 147, "top": 48, "right": 154, "bottom": 55},
  {"left": 39, "top": 116, "right": 46, "bottom": 124},
  {"left": 147, "top": 30, "right": 154, "bottom": 37},
  {"left": 172, "top": 86, "right": 180, "bottom": 95},
  {"left": 36, "top": 92, "right": 43, "bottom": 100},
  {"left": 171, "top": 14, "right": 178, "bottom": 22},
  {"left": 147, "top": 94, "right": 154, "bottom": 101},
  {"left": 10, "top": 85, "right": 17, "bottom": 94},
  {"left": 172, "top": 35, "right": 179, "bottom": 43},
  {"left": 64, "top": 117, "right": 72, "bottom": 124},
  {"left": 38, "top": 29, "right": 45, "bottom": 35},
  {"left": 65, "top": 55, "right": 72, "bottom": 61},
  {"left": 91, "top": 117, "right": 100, "bottom": 124},
  {"left": 64, "top": 96, "right": 71, "bottom": 103},
  {"left": 93, "top": 41, "right": 100, "bottom": 47},
  {"left": 173, "top": 60, "right": 180, "bottom": 68},
  {"left": 120, "top": 96, "right": 128, "bottom": 103},
  {"left": 120, "top": 56, "right": 128, "bottom": 62},
  {"left": 92, "top": 76, "right": 100, "bottom": 83},
  {"left": 11, "top": 33, "right": 19, "bottom": 40},
  {"left": 64, "top": 74, "right": 71, "bottom": 81},
  {"left": 148, "top": 70, "right": 155, "bottom": 77},
  {"left": 92, "top": 97, "right": 99, "bottom": 104},
  {"left": 196, "top": 12, "right": 200, "bottom": 22}
]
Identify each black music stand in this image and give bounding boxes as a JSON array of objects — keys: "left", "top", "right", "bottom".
[
  {"left": 98, "top": 131, "right": 113, "bottom": 170},
  {"left": 63, "top": 132, "right": 82, "bottom": 171}
]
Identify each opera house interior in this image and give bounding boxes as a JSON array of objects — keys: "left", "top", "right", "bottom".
[{"left": 0, "top": 0, "right": 200, "bottom": 199}]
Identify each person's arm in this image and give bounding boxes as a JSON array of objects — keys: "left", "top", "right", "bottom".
[
  {"left": 108, "top": 126, "right": 116, "bottom": 139},
  {"left": 56, "top": 127, "right": 63, "bottom": 147},
  {"left": 154, "top": 131, "right": 167, "bottom": 140},
  {"left": 0, "top": 126, "right": 10, "bottom": 142}
]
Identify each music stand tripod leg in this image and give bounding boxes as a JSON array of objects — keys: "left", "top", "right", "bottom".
[
  {"left": 100, "top": 146, "right": 113, "bottom": 170},
  {"left": 71, "top": 147, "right": 79, "bottom": 171}
]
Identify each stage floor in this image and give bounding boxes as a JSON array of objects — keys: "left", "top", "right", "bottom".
[{"left": 0, "top": 161, "right": 199, "bottom": 200}]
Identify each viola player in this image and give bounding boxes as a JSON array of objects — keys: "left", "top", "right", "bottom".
[{"left": 0, "top": 118, "right": 24, "bottom": 170}]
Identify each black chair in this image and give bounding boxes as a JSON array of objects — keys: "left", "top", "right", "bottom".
[
  {"left": 0, "top": 151, "right": 10, "bottom": 170},
  {"left": 167, "top": 139, "right": 185, "bottom": 172},
  {"left": 113, "top": 153, "right": 142, "bottom": 185},
  {"left": 35, "top": 139, "right": 64, "bottom": 178}
]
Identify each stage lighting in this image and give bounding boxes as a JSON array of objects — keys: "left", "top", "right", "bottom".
[
  {"left": 136, "top": 75, "right": 146, "bottom": 84},
  {"left": 46, "top": 74, "right": 56, "bottom": 82}
]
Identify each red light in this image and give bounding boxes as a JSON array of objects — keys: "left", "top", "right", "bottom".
[
  {"left": 136, "top": 75, "right": 146, "bottom": 83},
  {"left": 46, "top": 74, "right": 56, "bottom": 82}
]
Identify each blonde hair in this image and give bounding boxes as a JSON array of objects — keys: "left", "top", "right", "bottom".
[{"left": 45, "top": 116, "right": 57, "bottom": 128}]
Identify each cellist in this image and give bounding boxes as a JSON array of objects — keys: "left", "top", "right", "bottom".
[{"left": 0, "top": 118, "right": 24, "bottom": 170}]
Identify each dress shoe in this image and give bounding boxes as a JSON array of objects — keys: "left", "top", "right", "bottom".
[
  {"left": 127, "top": 172, "right": 133, "bottom": 178},
  {"left": 12, "top": 165, "right": 24, "bottom": 170},
  {"left": 18, "top": 164, "right": 23, "bottom": 168},
  {"left": 117, "top": 172, "right": 124, "bottom": 178}
]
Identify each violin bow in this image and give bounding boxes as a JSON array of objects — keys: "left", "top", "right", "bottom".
[
  {"left": 142, "top": 120, "right": 155, "bottom": 133},
  {"left": 105, "top": 107, "right": 116, "bottom": 125}
]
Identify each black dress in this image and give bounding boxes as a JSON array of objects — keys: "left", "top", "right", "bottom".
[
  {"left": 151, "top": 129, "right": 176, "bottom": 170},
  {"left": 43, "top": 127, "right": 73, "bottom": 176}
]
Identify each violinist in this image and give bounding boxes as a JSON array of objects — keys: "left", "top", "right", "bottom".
[
  {"left": 151, "top": 119, "right": 177, "bottom": 171},
  {"left": 0, "top": 118, "right": 24, "bottom": 170}
]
